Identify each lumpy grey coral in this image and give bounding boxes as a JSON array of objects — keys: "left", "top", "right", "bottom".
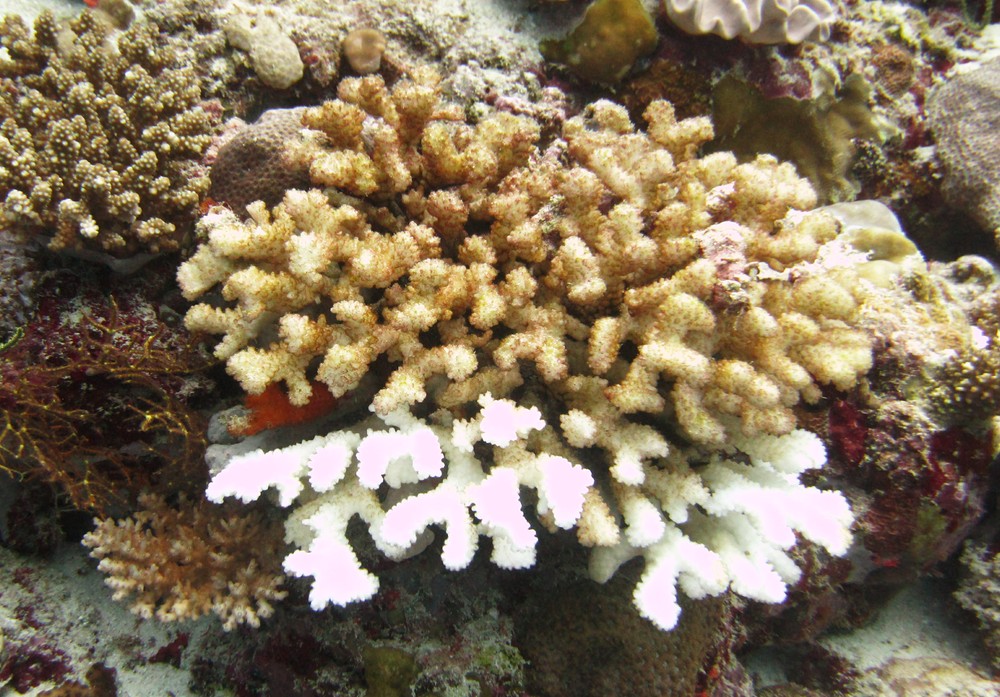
[{"left": 927, "top": 58, "right": 1000, "bottom": 245}]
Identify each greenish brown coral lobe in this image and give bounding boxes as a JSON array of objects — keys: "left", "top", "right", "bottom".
[
  {"left": 0, "top": 10, "right": 215, "bottom": 258},
  {"left": 540, "top": 0, "right": 658, "bottom": 85}
]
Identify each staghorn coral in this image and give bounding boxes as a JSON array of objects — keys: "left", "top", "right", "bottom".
[
  {"left": 0, "top": 10, "right": 215, "bottom": 259},
  {"left": 83, "top": 493, "right": 287, "bottom": 631},
  {"left": 180, "top": 68, "right": 874, "bottom": 450}
]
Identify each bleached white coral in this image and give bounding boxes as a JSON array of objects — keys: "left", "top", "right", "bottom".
[{"left": 207, "top": 395, "right": 852, "bottom": 630}]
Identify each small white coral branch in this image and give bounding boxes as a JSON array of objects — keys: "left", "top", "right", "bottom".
[{"left": 206, "top": 394, "right": 596, "bottom": 607}]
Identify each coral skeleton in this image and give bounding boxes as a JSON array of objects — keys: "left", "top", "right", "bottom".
[{"left": 207, "top": 394, "right": 852, "bottom": 630}]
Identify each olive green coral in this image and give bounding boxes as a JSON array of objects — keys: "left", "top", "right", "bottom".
[{"left": 0, "top": 10, "right": 215, "bottom": 258}]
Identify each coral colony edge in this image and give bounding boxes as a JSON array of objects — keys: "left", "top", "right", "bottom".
[{"left": 0, "top": 0, "right": 999, "bottom": 696}]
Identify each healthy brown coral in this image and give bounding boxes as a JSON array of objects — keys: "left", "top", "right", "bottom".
[
  {"left": 83, "top": 493, "right": 287, "bottom": 630},
  {"left": 0, "top": 10, "right": 215, "bottom": 258},
  {"left": 180, "top": 68, "right": 875, "bottom": 458}
]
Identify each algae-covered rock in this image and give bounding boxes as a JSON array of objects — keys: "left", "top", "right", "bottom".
[
  {"left": 540, "top": 0, "right": 658, "bottom": 85},
  {"left": 364, "top": 645, "right": 419, "bottom": 697}
]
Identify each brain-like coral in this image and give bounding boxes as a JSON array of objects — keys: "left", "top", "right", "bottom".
[
  {"left": 209, "top": 107, "right": 311, "bottom": 213},
  {"left": 0, "top": 10, "right": 215, "bottom": 258},
  {"left": 927, "top": 58, "right": 1000, "bottom": 245}
]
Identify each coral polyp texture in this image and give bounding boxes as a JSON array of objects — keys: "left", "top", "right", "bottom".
[
  {"left": 179, "top": 68, "right": 874, "bottom": 629},
  {"left": 0, "top": 10, "right": 215, "bottom": 258},
  {"left": 179, "top": 68, "right": 874, "bottom": 447},
  {"left": 82, "top": 493, "right": 287, "bottom": 631}
]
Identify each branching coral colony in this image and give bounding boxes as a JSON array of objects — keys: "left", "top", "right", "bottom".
[
  {"left": 0, "top": 10, "right": 214, "bottom": 258},
  {"left": 175, "top": 68, "right": 872, "bottom": 631}
]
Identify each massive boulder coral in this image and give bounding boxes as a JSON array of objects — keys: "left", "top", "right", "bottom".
[
  {"left": 926, "top": 57, "right": 1000, "bottom": 246},
  {"left": 0, "top": 10, "right": 215, "bottom": 258}
]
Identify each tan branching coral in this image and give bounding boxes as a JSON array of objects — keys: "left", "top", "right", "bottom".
[
  {"left": 82, "top": 494, "right": 287, "bottom": 631},
  {"left": 0, "top": 10, "right": 215, "bottom": 257},
  {"left": 179, "top": 68, "right": 873, "bottom": 456}
]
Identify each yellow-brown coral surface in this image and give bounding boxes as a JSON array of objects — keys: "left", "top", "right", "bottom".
[
  {"left": 82, "top": 494, "right": 287, "bottom": 631},
  {"left": 0, "top": 10, "right": 214, "bottom": 257},
  {"left": 179, "top": 68, "right": 873, "bottom": 461}
]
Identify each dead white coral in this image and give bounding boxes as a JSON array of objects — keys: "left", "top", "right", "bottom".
[{"left": 662, "top": 0, "right": 836, "bottom": 43}]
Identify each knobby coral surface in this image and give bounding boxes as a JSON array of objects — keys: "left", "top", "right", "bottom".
[
  {"left": 83, "top": 493, "right": 287, "bottom": 630},
  {"left": 180, "top": 68, "right": 874, "bottom": 450},
  {"left": 0, "top": 10, "right": 215, "bottom": 258},
  {"left": 175, "top": 68, "right": 883, "bottom": 630}
]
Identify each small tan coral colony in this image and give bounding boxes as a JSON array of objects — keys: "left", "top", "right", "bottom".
[{"left": 179, "top": 67, "right": 868, "bottom": 629}]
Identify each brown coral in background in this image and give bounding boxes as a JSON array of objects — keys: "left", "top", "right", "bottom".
[
  {"left": 926, "top": 57, "right": 1000, "bottom": 246},
  {"left": 0, "top": 10, "right": 216, "bottom": 258},
  {"left": 83, "top": 493, "right": 287, "bottom": 631}
]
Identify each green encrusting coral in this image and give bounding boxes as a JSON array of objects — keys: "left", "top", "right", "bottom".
[{"left": 540, "top": 0, "right": 658, "bottom": 85}]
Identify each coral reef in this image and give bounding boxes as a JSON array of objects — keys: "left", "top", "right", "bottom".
[
  {"left": 82, "top": 493, "right": 287, "bottom": 631},
  {"left": 662, "top": 0, "right": 836, "bottom": 43},
  {"left": 0, "top": 10, "right": 216, "bottom": 258},
  {"left": 926, "top": 57, "right": 1000, "bottom": 245},
  {"left": 172, "top": 67, "right": 894, "bottom": 630}
]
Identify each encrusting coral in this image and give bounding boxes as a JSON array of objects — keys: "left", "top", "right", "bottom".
[
  {"left": 0, "top": 10, "right": 215, "bottom": 259},
  {"left": 177, "top": 67, "right": 875, "bottom": 630},
  {"left": 82, "top": 493, "right": 287, "bottom": 631}
]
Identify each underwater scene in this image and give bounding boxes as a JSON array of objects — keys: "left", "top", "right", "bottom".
[{"left": 0, "top": 0, "right": 999, "bottom": 694}]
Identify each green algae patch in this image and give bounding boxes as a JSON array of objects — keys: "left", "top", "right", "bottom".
[
  {"left": 540, "top": 0, "right": 658, "bottom": 85},
  {"left": 364, "top": 646, "right": 420, "bottom": 697}
]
